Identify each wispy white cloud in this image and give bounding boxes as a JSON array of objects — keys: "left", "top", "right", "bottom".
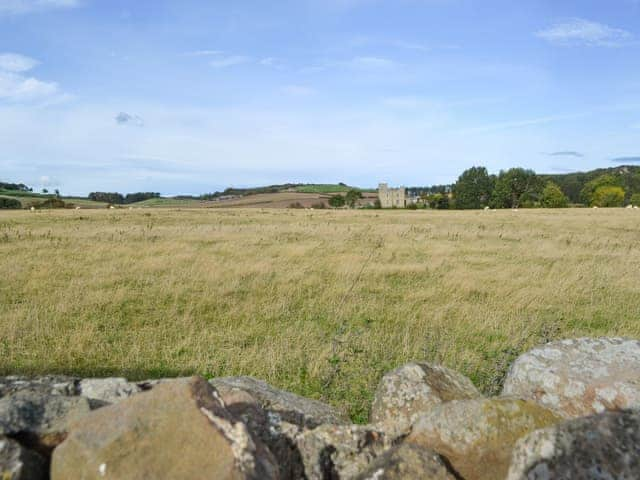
[
  {"left": 184, "top": 50, "right": 223, "bottom": 57},
  {"left": 536, "top": 18, "right": 633, "bottom": 47},
  {"left": 281, "top": 85, "right": 316, "bottom": 96},
  {"left": 209, "top": 55, "right": 251, "bottom": 68},
  {"left": 0, "top": 72, "right": 59, "bottom": 101},
  {"left": 0, "top": 52, "right": 66, "bottom": 103},
  {"left": 0, "top": 0, "right": 82, "bottom": 15},
  {"left": 0, "top": 53, "right": 39, "bottom": 72},
  {"left": 348, "top": 56, "right": 396, "bottom": 69}
]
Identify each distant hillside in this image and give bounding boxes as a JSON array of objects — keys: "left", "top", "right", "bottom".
[
  {"left": 201, "top": 183, "right": 365, "bottom": 199},
  {"left": 541, "top": 165, "right": 640, "bottom": 204}
]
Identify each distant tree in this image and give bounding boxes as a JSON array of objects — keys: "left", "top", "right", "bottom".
[
  {"left": 54, "top": 188, "right": 60, "bottom": 197},
  {"left": 0, "top": 182, "right": 30, "bottom": 192},
  {"left": 124, "top": 192, "right": 161, "bottom": 204},
  {"left": 42, "top": 188, "right": 48, "bottom": 194},
  {"left": 328, "top": 195, "right": 346, "bottom": 208},
  {"left": 541, "top": 182, "right": 568, "bottom": 208},
  {"left": 491, "top": 168, "right": 543, "bottom": 208},
  {"left": 580, "top": 174, "right": 620, "bottom": 206},
  {"left": 592, "top": 186, "right": 625, "bottom": 207},
  {"left": 434, "top": 194, "right": 450, "bottom": 209},
  {"left": 631, "top": 192, "right": 640, "bottom": 207},
  {"left": 345, "top": 189, "right": 362, "bottom": 208},
  {"left": 0, "top": 197, "right": 21, "bottom": 209},
  {"left": 36, "top": 198, "right": 67, "bottom": 209},
  {"left": 88, "top": 192, "right": 125, "bottom": 204},
  {"left": 453, "top": 166, "right": 494, "bottom": 209}
]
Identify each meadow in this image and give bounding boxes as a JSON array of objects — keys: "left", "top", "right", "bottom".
[{"left": 1, "top": 207, "right": 639, "bottom": 421}]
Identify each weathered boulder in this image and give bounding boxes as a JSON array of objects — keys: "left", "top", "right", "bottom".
[
  {"left": 408, "top": 398, "right": 561, "bottom": 480},
  {"left": 221, "top": 387, "right": 306, "bottom": 480},
  {"left": 507, "top": 409, "right": 640, "bottom": 480},
  {"left": 502, "top": 337, "right": 640, "bottom": 418},
  {"left": 354, "top": 443, "right": 457, "bottom": 480},
  {"left": 0, "top": 437, "right": 47, "bottom": 480},
  {"left": 0, "top": 376, "right": 78, "bottom": 399},
  {"left": 211, "top": 376, "right": 347, "bottom": 427},
  {"left": 370, "top": 362, "right": 481, "bottom": 435},
  {"left": 79, "top": 377, "right": 143, "bottom": 406},
  {"left": 0, "top": 389, "right": 91, "bottom": 454},
  {"left": 51, "top": 376, "right": 279, "bottom": 480},
  {"left": 295, "top": 424, "right": 392, "bottom": 480}
]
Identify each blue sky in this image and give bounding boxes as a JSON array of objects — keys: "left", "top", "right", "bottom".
[{"left": 1, "top": 0, "right": 639, "bottom": 195}]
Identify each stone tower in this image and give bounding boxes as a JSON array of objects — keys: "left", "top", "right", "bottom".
[{"left": 378, "top": 183, "right": 406, "bottom": 208}]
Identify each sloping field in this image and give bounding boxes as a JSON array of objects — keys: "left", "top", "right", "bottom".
[{"left": 1, "top": 208, "right": 639, "bottom": 421}]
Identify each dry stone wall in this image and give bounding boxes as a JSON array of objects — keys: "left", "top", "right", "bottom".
[{"left": 1, "top": 337, "right": 640, "bottom": 479}]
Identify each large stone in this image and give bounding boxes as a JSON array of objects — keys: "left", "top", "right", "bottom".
[
  {"left": 507, "top": 409, "right": 640, "bottom": 480},
  {"left": 0, "top": 389, "right": 91, "bottom": 454},
  {"left": 51, "top": 376, "right": 278, "bottom": 480},
  {"left": 370, "top": 362, "right": 481, "bottom": 435},
  {"left": 502, "top": 337, "right": 640, "bottom": 418},
  {"left": 0, "top": 437, "right": 47, "bottom": 480},
  {"left": 354, "top": 443, "right": 457, "bottom": 480},
  {"left": 408, "top": 398, "right": 561, "bottom": 480},
  {"left": 221, "top": 387, "right": 306, "bottom": 480},
  {"left": 79, "top": 377, "right": 143, "bottom": 406},
  {"left": 211, "top": 376, "right": 348, "bottom": 427},
  {"left": 295, "top": 424, "right": 392, "bottom": 480},
  {"left": 0, "top": 376, "right": 78, "bottom": 399}
]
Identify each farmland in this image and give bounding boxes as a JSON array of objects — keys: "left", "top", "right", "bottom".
[{"left": 1, "top": 208, "right": 639, "bottom": 421}]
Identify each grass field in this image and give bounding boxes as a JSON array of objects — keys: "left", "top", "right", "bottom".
[{"left": 1, "top": 208, "right": 639, "bottom": 421}]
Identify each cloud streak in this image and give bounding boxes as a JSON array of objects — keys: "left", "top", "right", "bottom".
[
  {"left": 548, "top": 151, "right": 584, "bottom": 158},
  {"left": 0, "top": 52, "right": 62, "bottom": 103},
  {"left": 0, "top": 0, "right": 82, "bottom": 15},
  {"left": 611, "top": 156, "right": 640, "bottom": 163},
  {"left": 536, "top": 18, "right": 633, "bottom": 47}
]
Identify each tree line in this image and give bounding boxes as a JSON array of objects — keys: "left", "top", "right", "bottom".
[
  {"left": 87, "top": 192, "right": 161, "bottom": 204},
  {"left": 445, "top": 166, "right": 640, "bottom": 209}
]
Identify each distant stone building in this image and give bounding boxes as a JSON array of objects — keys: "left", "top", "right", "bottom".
[{"left": 378, "top": 183, "right": 406, "bottom": 208}]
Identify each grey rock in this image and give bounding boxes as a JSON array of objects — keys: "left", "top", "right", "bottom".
[
  {"left": 0, "top": 376, "right": 78, "bottom": 399},
  {"left": 503, "top": 337, "right": 640, "bottom": 418},
  {"left": 51, "top": 376, "right": 279, "bottom": 480},
  {"left": 211, "top": 376, "right": 348, "bottom": 427},
  {"left": 220, "top": 387, "right": 306, "bottom": 480},
  {"left": 370, "top": 362, "right": 481, "bottom": 436},
  {"left": 295, "top": 424, "right": 392, "bottom": 480},
  {"left": 354, "top": 443, "right": 457, "bottom": 480},
  {"left": 507, "top": 409, "right": 640, "bottom": 480},
  {"left": 408, "top": 398, "right": 562, "bottom": 480},
  {"left": 0, "top": 436, "right": 47, "bottom": 480},
  {"left": 0, "top": 390, "right": 91, "bottom": 455},
  {"left": 79, "top": 377, "right": 142, "bottom": 405}
]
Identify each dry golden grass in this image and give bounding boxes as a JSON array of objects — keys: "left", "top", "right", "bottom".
[{"left": 1, "top": 207, "right": 639, "bottom": 421}]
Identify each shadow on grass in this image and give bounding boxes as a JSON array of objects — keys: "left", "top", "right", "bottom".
[{"left": 0, "top": 366, "right": 206, "bottom": 381}]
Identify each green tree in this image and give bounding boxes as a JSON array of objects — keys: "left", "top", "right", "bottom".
[
  {"left": 344, "top": 189, "right": 362, "bottom": 208},
  {"left": 631, "top": 192, "right": 640, "bottom": 207},
  {"left": 580, "top": 174, "right": 620, "bottom": 206},
  {"left": 491, "top": 168, "right": 543, "bottom": 208},
  {"left": 592, "top": 186, "right": 625, "bottom": 207},
  {"left": 328, "top": 194, "right": 346, "bottom": 208},
  {"left": 453, "top": 166, "right": 494, "bottom": 209},
  {"left": 0, "top": 197, "right": 21, "bottom": 209},
  {"left": 541, "top": 182, "right": 568, "bottom": 208}
]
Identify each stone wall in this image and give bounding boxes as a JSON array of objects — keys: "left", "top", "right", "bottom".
[{"left": 2, "top": 337, "right": 640, "bottom": 479}]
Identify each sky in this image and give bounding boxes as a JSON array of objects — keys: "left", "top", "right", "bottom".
[{"left": 1, "top": 0, "right": 640, "bottom": 195}]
